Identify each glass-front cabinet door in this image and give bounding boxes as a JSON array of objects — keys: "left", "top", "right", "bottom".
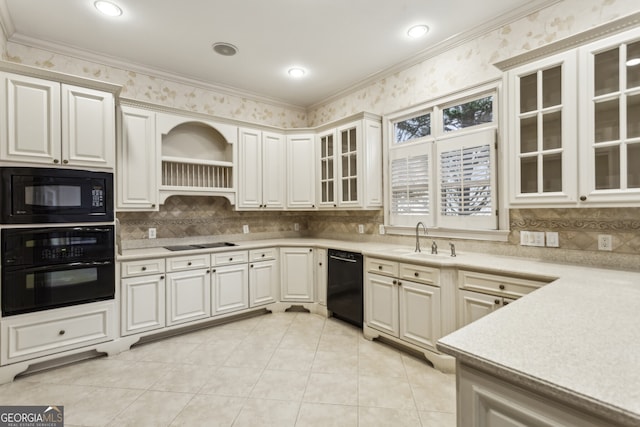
[
  {"left": 339, "top": 123, "right": 360, "bottom": 206},
  {"left": 317, "top": 130, "right": 336, "bottom": 207},
  {"left": 508, "top": 51, "right": 577, "bottom": 205},
  {"left": 580, "top": 33, "right": 640, "bottom": 203}
]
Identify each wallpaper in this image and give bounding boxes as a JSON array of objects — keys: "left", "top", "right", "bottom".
[
  {"left": 1, "top": 46, "right": 307, "bottom": 129},
  {"left": 307, "top": 0, "right": 640, "bottom": 125}
]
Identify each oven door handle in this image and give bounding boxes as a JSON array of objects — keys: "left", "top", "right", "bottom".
[
  {"left": 329, "top": 255, "right": 358, "bottom": 263},
  {"left": 4, "top": 260, "right": 113, "bottom": 273},
  {"left": 68, "top": 261, "right": 113, "bottom": 267}
]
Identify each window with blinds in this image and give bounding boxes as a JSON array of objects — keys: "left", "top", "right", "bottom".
[
  {"left": 386, "top": 88, "right": 498, "bottom": 231},
  {"left": 437, "top": 128, "right": 496, "bottom": 229},
  {"left": 391, "top": 154, "right": 430, "bottom": 214}
]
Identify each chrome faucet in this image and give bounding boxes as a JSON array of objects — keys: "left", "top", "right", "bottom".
[{"left": 415, "top": 222, "right": 427, "bottom": 252}]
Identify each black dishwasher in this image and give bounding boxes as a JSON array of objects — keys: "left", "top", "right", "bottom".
[{"left": 327, "top": 249, "right": 363, "bottom": 327}]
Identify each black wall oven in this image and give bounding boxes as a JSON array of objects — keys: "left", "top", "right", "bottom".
[
  {"left": 1, "top": 226, "right": 115, "bottom": 316},
  {"left": 0, "top": 167, "right": 113, "bottom": 224}
]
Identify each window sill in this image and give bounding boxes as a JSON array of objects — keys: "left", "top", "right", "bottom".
[{"left": 384, "top": 226, "right": 510, "bottom": 242}]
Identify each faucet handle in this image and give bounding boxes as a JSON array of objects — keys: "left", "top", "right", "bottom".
[
  {"left": 449, "top": 242, "right": 457, "bottom": 257},
  {"left": 431, "top": 240, "right": 438, "bottom": 255}
]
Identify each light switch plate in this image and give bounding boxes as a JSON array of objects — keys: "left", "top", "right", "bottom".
[
  {"left": 378, "top": 224, "right": 385, "bottom": 235},
  {"left": 546, "top": 232, "right": 559, "bottom": 247},
  {"left": 148, "top": 228, "right": 156, "bottom": 239},
  {"left": 242, "top": 224, "right": 249, "bottom": 234},
  {"left": 358, "top": 224, "right": 364, "bottom": 234}
]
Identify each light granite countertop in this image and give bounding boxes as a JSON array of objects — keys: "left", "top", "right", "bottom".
[{"left": 119, "top": 237, "right": 640, "bottom": 425}]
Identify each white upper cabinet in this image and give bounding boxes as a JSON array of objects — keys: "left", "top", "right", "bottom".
[
  {"left": 61, "top": 84, "right": 115, "bottom": 168},
  {"left": 578, "top": 31, "right": 640, "bottom": 204},
  {"left": 0, "top": 73, "right": 61, "bottom": 165},
  {"left": 507, "top": 28, "right": 640, "bottom": 207},
  {"left": 287, "top": 133, "right": 316, "bottom": 209},
  {"left": 316, "top": 115, "right": 382, "bottom": 209},
  {"left": 0, "top": 72, "right": 115, "bottom": 169},
  {"left": 238, "top": 127, "right": 286, "bottom": 209},
  {"left": 117, "top": 105, "right": 158, "bottom": 211},
  {"left": 507, "top": 51, "right": 577, "bottom": 206}
]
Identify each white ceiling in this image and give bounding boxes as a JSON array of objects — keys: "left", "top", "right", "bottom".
[{"left": 0, "top": 0, "right": 556, "bottom": 108}]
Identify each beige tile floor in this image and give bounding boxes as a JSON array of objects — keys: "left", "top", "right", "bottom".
[{"left": 0, "top": 312, "right": 456, "bottom": 426}]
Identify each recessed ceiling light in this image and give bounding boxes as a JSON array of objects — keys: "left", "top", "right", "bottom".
[
  {"left": 212, "top": 42, "right": 239, "bottom": 56},
  {"left": 407, "top": 24, "right": 429, "bottom": 39},
  {"left": 288, "top": 67, "right": 306, "bottom": 78},
  {"left": 94, "top": 1, "right": 122, "bottom": 17},
  {"left": 626, "top": 58, "right": 640, "bottom": 67}
]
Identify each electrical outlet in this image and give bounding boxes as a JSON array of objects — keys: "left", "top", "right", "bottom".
[
  {"left": 598, "top": 234, "right": 612, "bottom": 251},
  {"left": 242, "top": 224, "right": 249, "bottom": 234},
  {"left": 294, "top": 223, "right": 300, "bottom": 232},
  {"left": 358, "top": 224, "right": 364, "bottom": 234},
  {"left": 378, "top": 224, "right": 385, "bottom": 235},
  {"left": 148, "top": 228, "right": 156, "bottom": 239},
  {"left": 520, "top": 231, "right": 530, "bottom": 246},
  {"left": 546, "top": 232, "right": 559, "bottom": 247}
]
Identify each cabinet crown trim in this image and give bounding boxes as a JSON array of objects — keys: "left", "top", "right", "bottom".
[{"left": 494, "top": 11, "right": 640, "bottom": 71}]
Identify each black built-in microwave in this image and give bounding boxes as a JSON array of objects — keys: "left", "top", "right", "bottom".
[{"left": 0, "top": 167, "right": 113, "bottom": 224}]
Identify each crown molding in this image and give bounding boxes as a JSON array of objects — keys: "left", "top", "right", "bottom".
[
  {"left": 5, "top": 32, "right": 307, "bottom": 113},
  {"left": 307, "top": 0, "right": 562, "bottom": 110},
  {"left": 494, "top": 11, "right": 640, "bottom": 71}
]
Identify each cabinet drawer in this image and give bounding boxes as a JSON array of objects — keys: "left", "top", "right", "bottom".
[
  {"left": 399, "top": 263, "right": 439, "bottom": 286},
  {"left": 249, "top": 247, "right": 278, "bottom": 262},
  {"left": 166, "top": 253, "right": 210, "bottom": 272},
  {"left": 212, "top": 250, "right": 249, "bottom": 266},
  {"left": 366, "top": 257, "right": 399, "bottom": 276},
  {"left": 121, "top": 258, "right": 165, "bottom": 278},
  {"left": 458, "top": 270, "right": 547, "bottom": 299},
  {"left": 1, "top": 302, "right": 114, "bottom": 365}
]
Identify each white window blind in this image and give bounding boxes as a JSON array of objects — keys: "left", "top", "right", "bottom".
[
  {"left": 437, "top": 128, "right": 497, "bottom": 230},
  {"left": 389, "top": 144, "right": 432, "bottom": 226}
]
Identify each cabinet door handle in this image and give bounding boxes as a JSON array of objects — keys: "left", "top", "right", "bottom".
[
  {"left": 212, "top": 269, "right": 216, "bottom": 273},
  {"left": 206, "top": 270, "right": 210, "bottom": 274},
  {"left": 392, "top": 280, "right": 397, "bottom": 285},
  {"left": 414, "top": 272, "right": 419, "bottom": 277},
  {"left": 261, "top": 253, "right": 265, "bottom": 258},
  {"left": 250, "top": 264, "right": 254, "bottom": 268},
  {"left": 151, "top": 204, "right": 156, "bottom": 208},
  {"left": 229, "top": 258, "right": 233, "bottom": 261},
  {"left": 59, "top": 330, "right": 65, "bottom": 336},
  {"left": 160, "top": 275, "right": 164, "bottom": 279},
  {"left": 188, "top": 261, "right": 192, "bottom": 266},
  {"left": 63, "top": 159, "right": 69, "bottom": 164},
  {"left": 494, "top": 299, "right": 501, "bottom": 305},
  {"left": 378, "top": 265, "right": 383, "bottom": 270},
  {"left": 398, "top": 281, "right": 402, "bottom": 286},
  {"left": 499, "top": 284, "right": 505, "bottom": 290},
  {"left": 141, "top": 266, "right": 147, "bottom": 271},
  {"left": 309, "top": 249, "right": 313, "bottom": 252},
  {"left": 580, "top": 195, "right": 587, "bottom": 201},
  {"left": 319, "top": 262, "right": 322, "bottom": 266},
  {"left": 53, "top": 159, "right": 60, "bottom": 164}
]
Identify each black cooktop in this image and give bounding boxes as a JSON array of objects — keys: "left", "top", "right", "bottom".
[{"left": 164, "top": 242, "right": 236, "bottom": 251}]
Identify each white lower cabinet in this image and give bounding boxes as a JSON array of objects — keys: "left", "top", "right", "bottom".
[
  {"left": 365, "top": 257, "right": 441, "bottom": 351},
  {"left": 248, "top": 248, "right": 279, "bottom": 307},
  {"left": 399, "top": 280, "right": 441, "bottom": 349},
  {"left": 121, "top": 273, "right": 166, "bottom": 336},
  {"left": 1, "top": 301, "right": 115, "bottom": 365},
  {"left": 211, "top": 263, "right": 249, "bottom": 315},
  {"left": 458, "top": 270, "right": 546, "bottom": 328},
  {"left": 280, "top": 247, "right": 315, "bottom": 302},
  {"left": 459, "top": 364, "right": 611, "bottom": 427},
  {"left": 166, "top": 268, "right": 211, "bottom": 326}
]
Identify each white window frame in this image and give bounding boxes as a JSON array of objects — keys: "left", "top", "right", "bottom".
[{"left": 383, "top": 81, "right": 509, "bottom": 241}]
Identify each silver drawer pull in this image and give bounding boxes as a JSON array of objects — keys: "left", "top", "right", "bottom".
[{"left": 59, "top": 330, "right": 65, "bottom": 336}]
